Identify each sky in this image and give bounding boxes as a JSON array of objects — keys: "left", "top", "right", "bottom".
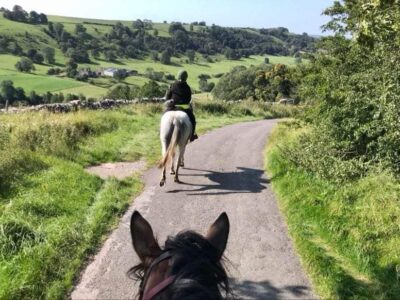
[{"left": 1, "top": 0, "right": 334, "bottom": 35}]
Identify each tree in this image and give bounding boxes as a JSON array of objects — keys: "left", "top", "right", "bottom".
[
  {"left": 0, "top": 80, "right": 16, "bottom": 109},
  {"left": 172, "top": 30, "right": 190, "bottom": 51},
  {"left": 106, "top": 84, "right": 133, "bottom": 99},
  {"left": 65, "top": 59, "right": 78, "bottom": 78},
  {"left": 43, "top": 47, "right": 55, "bottom": 64},
  {"left": 140, "top": 80, "right": 163, "bottom": 98},
  {"left": 133, "top": 19, "right": 144, "bottom": 29},
  {"left": 15, "top": 57, "right": 35, "bottom": 72},
  {"left": 27, "top": 48, "right": 37, "bottom": 59},
  {"left": 53, "top": 23, "right": 65, "bottom": 41},
  {"left": 186, "top": 50, "right": 195, "bottom": 63},
  {"left": 160, "top": 49, "right": 172, "bottom": 65},
  {"left": 29, "top": 91, "right": 41, "bottom": 105},
  {"left": 114, "top": 69, "right": 127, "bottom": 81},
  {"left": 125, "top": 45, "right": 137, "bottom": 58},
  {"left": 75, "top": 24, "right": 87, "bottom": 35},
  {"left": 169, "top": 22, "right": 186, "bottom": 35},
  {"left": 150, "top": 51, "right": 159, "bottom": 61},
  {"left": 91, "top": 48, "right": 100, "bottom": 59},
  {"left": 15, "top": 87, "right": 26, "bottom": 101},
  {"left": 224, "top": 48, "right": 241, "bottom": 60},
  {"left": 29, "top": 11, "right": 40, "bottom": 24},
  {"left": 12, "top": 5, "right": 27, "bottom": 22},
  {"left": 33, "top": 53, "right": 44, "bottom": 64},
  {"left": 104, "top": 50, "right": 117, "bottom": 61},
  {"left": 7, "top": 41, "right": 23, "bottom": 56},
  {"left": 39, "top": 13, "right": 48, "bottom": 24},
  {"left": 153, "top": 29, "right": 158, "bottom": 36},
  {"left": 66, "top": 48, "right": 90, "bottom": 63}
]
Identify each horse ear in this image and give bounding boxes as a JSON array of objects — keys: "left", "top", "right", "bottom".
[
  {"left": 130, "top": 211, "right": 161, "bottom": 262},
  {"left": 206, "top": 212, "right": 230, "bottom": 258}
]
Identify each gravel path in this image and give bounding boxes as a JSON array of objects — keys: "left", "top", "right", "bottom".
[{"left": 72, "top": 119, "right": 316, "bottom": 300}]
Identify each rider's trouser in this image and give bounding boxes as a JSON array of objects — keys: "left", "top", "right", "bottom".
[{"left": 183, "top": 109, "right": 196, "bottom": 136}]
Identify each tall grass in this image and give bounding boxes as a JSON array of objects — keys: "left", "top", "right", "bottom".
[
  {"left": 265, "top": 121, "right": 400, "bottom": 299},
  {"left": 0, "top": 101, "right": 297, "bottom": 299}
]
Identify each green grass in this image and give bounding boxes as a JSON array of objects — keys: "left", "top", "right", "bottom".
[
  {"left": 0, "top": 101, "right": 299, "bottom": 299},
  {"left": 265, "top": 120, "right": 400, "bottom": 299},
  {"left": 0, "top": 54, "right": 108, "bottom": 96},
  {"left": 0, "top": 52, "right": 296, "bottom": 97},
  {"left": 57, "top": 85, "right": 108, "bottom": 98},
  {"left": 0, "top": 73, "right": 82, "bottom": 94}
]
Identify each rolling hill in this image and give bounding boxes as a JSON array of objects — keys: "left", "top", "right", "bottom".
[{"left": 0, "top": 7, "right": 312, "bottom": 101}]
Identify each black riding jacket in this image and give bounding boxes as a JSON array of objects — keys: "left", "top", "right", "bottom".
[{"left": 165, "top": 81, "right": 192, "bottom": 105}]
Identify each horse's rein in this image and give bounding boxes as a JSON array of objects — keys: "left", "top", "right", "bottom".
[{"left": 140, "top": 251, "right": 176, "bottom": 300}]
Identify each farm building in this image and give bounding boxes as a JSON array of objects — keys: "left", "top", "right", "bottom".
[
  {"left": 103, "top": 68, "right": 138, "bottom": 77},
  {"left": 103, "top": 68, "right": 122, "bottom": 77}
]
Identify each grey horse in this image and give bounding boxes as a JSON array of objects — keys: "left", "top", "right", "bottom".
[{"left": 159, "top": 110, "right": 192, "bottom": 186}]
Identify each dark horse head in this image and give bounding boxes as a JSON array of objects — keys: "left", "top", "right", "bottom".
[{"left": 129, "top": 211, "right": 231, "bottom": 300}]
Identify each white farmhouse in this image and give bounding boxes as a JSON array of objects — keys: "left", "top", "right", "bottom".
[{"left": 103, "top": 68, "right": 119, "bottom": 77}]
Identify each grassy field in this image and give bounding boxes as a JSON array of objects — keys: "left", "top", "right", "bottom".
[
  {"left": 265, "top": 121, "right": 400, "bottom": 299},
  {"left": 0, "top": 102, "right": 299, "bottom": 299},
  {"left": 47, "top": 15, "right": 208, "bottom": 38},
  {"left": 0, "top": 51, "right": 297, "bottom": 98},
  {"left": 0, "top": 54, "right": 104, "bottom": 95},
  {"left": 82, "top": 55, "right": 275, "bottom": 89}
]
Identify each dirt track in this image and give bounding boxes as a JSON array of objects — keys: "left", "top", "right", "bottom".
[{"left": 72, "top": 119, "right": 316, "bottom": 300}]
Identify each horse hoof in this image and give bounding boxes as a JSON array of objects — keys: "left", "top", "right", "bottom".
[
  {"left": 174, "top": 178, "right": 181, "bottom": 184},
  {"left": 160, "top": 181, "right": 165, "bottom": 187},
  {"left": 180, "top": 162, "right": 184, "bottom": 167},
  {"left": 170, "top": 170, "right": 175, "bottom": 175}
]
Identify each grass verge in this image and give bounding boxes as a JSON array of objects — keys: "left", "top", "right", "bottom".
[{"left": 265, "top": 120, "right": 400, "bottom": 299}]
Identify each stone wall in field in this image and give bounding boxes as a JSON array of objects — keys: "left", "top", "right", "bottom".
[{"left": 0, "top": 98, "right": 165, "bottom": 114}]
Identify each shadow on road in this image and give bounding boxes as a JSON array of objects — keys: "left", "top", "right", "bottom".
[
  {"left": 167, "top": 167, "right": 269, "bottom": 195},
  {"left": 231, "top": 278, "right": 314, "bottom": 300}
]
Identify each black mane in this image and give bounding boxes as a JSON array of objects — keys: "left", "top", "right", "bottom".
[{"left": 128, "top": 230, "right": 232, "bottom": 300}]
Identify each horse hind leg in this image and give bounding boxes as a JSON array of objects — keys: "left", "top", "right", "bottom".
[
  {"left": 160, "top": 167, "right": 166, "bottom": 187},
  {"left": 174, "top": 148, "right": 185, "bottom": 184},
  {"left": 179, "top": 147, "right": 186, "bottom": 167},
  {"left": 170, "top": 152, "right": 176, "bottom": 175}
]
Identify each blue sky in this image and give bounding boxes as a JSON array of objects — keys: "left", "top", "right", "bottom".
[{"left": 1, "top": 0, "right": 334, "bottom": 35}]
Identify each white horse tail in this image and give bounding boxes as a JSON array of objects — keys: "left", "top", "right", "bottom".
[{"left": 159, "top": 121, "right": 182, "bottom": 169}]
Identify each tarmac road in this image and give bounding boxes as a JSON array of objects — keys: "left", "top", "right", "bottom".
[{"left": 71, "top": 119, "right": 316, "bottom": 300}]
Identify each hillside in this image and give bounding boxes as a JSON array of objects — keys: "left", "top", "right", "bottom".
[{"left": 0, "top": 7, "right": 311, "bottom": 104}]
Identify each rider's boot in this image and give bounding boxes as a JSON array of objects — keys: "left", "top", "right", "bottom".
[{"left": 190, "top": 133, "right": 198, "bottom": 142}]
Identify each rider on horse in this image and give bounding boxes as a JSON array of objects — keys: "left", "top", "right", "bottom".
[{"left": 165, "top": 70, "right": 198, "bottom": 142}]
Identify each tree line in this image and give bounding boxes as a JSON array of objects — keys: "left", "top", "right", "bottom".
[
  {"left": 1, "top": 5, "right": 47, "bottom": 24},
  {"left": 0, "top": 80, "right": 84, "bottom": 109}
]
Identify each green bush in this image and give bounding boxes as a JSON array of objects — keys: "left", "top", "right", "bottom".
[{"left": 297, "top": 1, "right": 400, "bottom": 179}]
